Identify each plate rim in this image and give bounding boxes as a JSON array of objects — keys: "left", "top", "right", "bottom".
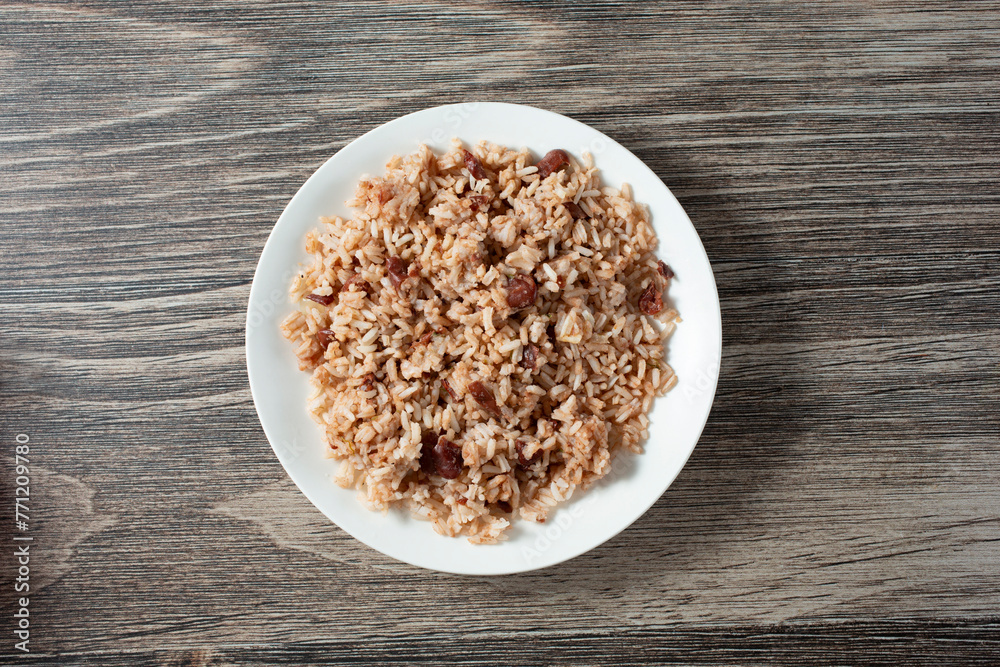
[{"left": 246, "top": 101, "right": 722, "bottom": 575}]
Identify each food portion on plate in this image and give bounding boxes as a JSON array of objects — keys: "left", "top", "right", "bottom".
[{"left": 280, "top": 141, "right": 678, "bottom": 543}]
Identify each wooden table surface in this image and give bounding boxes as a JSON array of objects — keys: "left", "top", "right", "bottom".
[{"left": 2, "top": 1, "right": 999, "bottom": 664}]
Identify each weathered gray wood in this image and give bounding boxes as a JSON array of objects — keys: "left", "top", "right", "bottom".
[{"left": 1, "top": 0, "right": 999, "bottom": 663}]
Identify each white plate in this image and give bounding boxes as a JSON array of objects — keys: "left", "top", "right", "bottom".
[{"left": 246, "top": 102, "right": 721, "bottom": 575}]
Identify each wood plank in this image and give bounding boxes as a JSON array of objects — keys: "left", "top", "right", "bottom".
[
  {"left": 10, "top": 622, "right": 1000, "bottom": 665},
  {"left": 1, "top": 0, "right": 999, "bottom": 662}
]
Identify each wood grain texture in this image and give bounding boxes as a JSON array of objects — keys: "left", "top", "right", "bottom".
[{"left": 2, "top": 0, "right": 999, "bottom": 663}]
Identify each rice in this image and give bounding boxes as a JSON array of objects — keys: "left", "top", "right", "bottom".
[{"left": 280, "top": 140, "right": 679, "bottom": 543}]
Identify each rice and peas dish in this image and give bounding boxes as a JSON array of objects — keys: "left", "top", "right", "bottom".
[{"left": 281, "top": 140, "right": 678, "bottom": 543}]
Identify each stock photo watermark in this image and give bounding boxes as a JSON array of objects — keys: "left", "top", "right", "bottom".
[
  {"left": 421, "top": 102, "right": 482, "bottom": 146},
  {"left": 246, "top": 268, "right": 297, "bottom": 334},
  {"left": 274, "top": 436, "right": 307, "bottom": 462},
  {"left": 682, "top": 361, "right": 720, "bottom": 405},
  {"left": 420, "top": 102, "right": 615, "bottom": 163},
  {"left": 518, "top": 450, "right": 628, "bottom": 566},
  {"left": 519, "top": 360, "right": 720, "bottom": 565},
  {"left": 11, "top": 433, "right": 32, "bottom": 654}
]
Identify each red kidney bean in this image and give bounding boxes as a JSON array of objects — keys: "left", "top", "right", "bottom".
[
  {"left": 386, "top": 256, "right": 407, "bottom": 291},
  {"left": 536, "top": 149, "right": 570, "bottom": 179},
  {"left": 305, "top": 293, "right": 336, "bottom": 306},
  {"left": 563, "top": 201, "right": 585, "bottom": 219},
  {"left": 315, "top": 329, "right": 336, "bottom": 348},
  {"left": 506, "top": 274, "right": 537, "bottom": 309},
  {"left": 638, "top": 282, "right": 663, "bottom": 315},
  {"left": 420, "top": 435, "right": 463, "bottom": 479},
  {"left": 441, "top": 378, "right": 459, "bottom": 402},
  {"left": 462, "top": 149, "right": 487, "bottom": 180},
  {"left": 515, "top": 439, "right": 540, "bottom": 469},
  {"left": 340, "top": 273, "right": 369, "bottom": 293},
  {"left": 468, "top": 381, "right": 501, "bottom": 417},
  {"left": 657, "top": 261, "right": 674, "bottom": 280},
  {"left": 421, "top": 430, "right": 439, "bottom": 449},
  {"left": 520, "top": 343, "right": 539, "bottom": 371},
  {"left": 469, "top": 194, "right": 490, "bottom": 212}
]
